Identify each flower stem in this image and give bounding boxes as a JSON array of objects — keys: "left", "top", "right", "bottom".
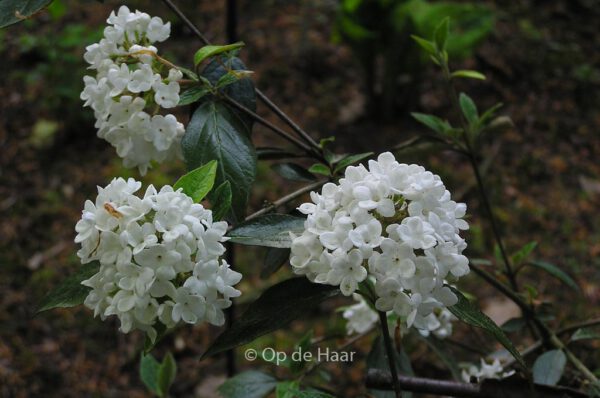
[{"left": 378, "top": 311, "right": 402, "bottom": 398}]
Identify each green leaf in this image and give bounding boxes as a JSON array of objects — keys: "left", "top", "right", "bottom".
[
  {"left": 181, "top": 100, "right": 256, "bottom": 222},
  {"left": 308, "top": 163, "right": 330, "bottom": 176},
  {"left": 451, "top": 70, "right": 486, "bottom": 80},
  {"left": 202, "top": 278, "right": 339, "bottom": 358},
  {"left": 37, "top": 262, "right": 100, "bottom": 312},
  {"left": 434, "top": 17, "right": 450, "bottom": 51},
  {"left": 1, "top": 0, "right": 52, "bottom": 28},
  {"left": 501, "top": 317, "right": 526, "bottom": 333},
  {"left": 140, "top": 353, "right": 161, "bottom": 396},
  {"left": 571, "top": 328, "right": 600, "bottom": 342},
  {"left": 194, "top": 42, "right": 245, "bottom": 66},
  {"left": 333, "top": 152, "right": 374, "bottom": 174},
  {"left": 173, "top": 160, "right": 218, "bottom": 203},
  {"left": 157, "top": 352, "right": 177, "bottom": 397},
  {"left": 256, "top": 147, "right": 298, "bottom": 160},
  {"left": 178, "top": 85, "right": 210, "bottom": 106},
  {"left": 511, "top": 241, "right": 538, "bottom": 265},
  {"left": 478, "top": 103, "right": 503, "bottom": 127},
  {"left": 447, "top": 287, "right": 525, "bottom": 368},
  {"left": 272, "top": 163, "right": 316, "bottom": 182},
  {"left": 210, "top": 181, "right": 232, "bottom": 221},
  {"left": 532, "top": 349, "right": 566, "bottom": 386},
  {"left": 411, "top": 35, "right": 436, "bottom": 55},
  {"left": 411, "top": 112, "right": 452, "bottom": 135},
  {"left": 367, "top": 335, "right": 414, "bottom": 398},
  {"left": 177, "top": 66, "right": 199, "bottom": 81},
  {"left": 276, "top": 382, "right": 334, "bottom": 398},
  {"left": 261, "top": 247, "right": 290, "bottom": 279},
  {"left": 201, "top": 56, "right": 257, "bottom": 129},
  {"left": 219, "top": 371, "right": 278, "bottom": 398},
  {"left": 527, "top": 261, "right": 579, "bottom": 291},
  {"left": 227, "top": 214, "right": 305, "bottom": 248},
  {"left": 459, "top": 93, "right": 479, "bottom": 125}
]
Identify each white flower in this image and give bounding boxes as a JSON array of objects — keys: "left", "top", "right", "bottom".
[
  {"left": 343, "top": 294, "right": 378, "bottom": 335},
  {"left": 290, "top": 152, "right": 469, "bottom": 330},
  {"left": 81, "top": 7, "right": 183, "bottom": 175},
  {"left": 461, "top": 359, "right": 515, "bottom": 383},
  {"left": 76, "top": 177, "right": 240, "bottom": 338}
]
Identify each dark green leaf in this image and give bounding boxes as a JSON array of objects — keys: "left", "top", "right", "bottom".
[
  {"left": 334, "top": 152, "right": 374, "bottom": 174},
  {"left": 451, "top": 70, "right": 486, "bottom": 80},
  {"left": 227, "top": 214, "right": 305, "bottom": 248},
  {"left": 143, "top": 323, "right": 168, "bottom": 354},
  {"left": 571, "top": 328, "right": 600, "bottom": 342},
  {"left": 202, "top": 278, "right": 339, "bottom": 358},
  {"left": 511, "top": 241, "right": 538, "bottom": 265},
  {"left": 527, "top": 261, "right": 579, "bottom": 291},
  {"left": 261, "top": 247, "right": 290, "bottom": 279},
  {"left": 140, "top": 353, "right": 161, "bottom": 396},
  {"left": 411, "top": 35, "right": 436, "bottom": 55},
  {"left": 201, "top": 56, "right": 256, "bottom": 128},
  {"left": 447, "top": 287, "right": 525, "bottom": 368},
  {"left": 411, "top": 112, "right": 452, "bottom": 135},
  {"left": 532, "top": 350, "right": 566, "bottom": 386},
  {"left": 178, "top": 86, "right": 210, "bottom": 106},
  {"left": 434, "top": 17, "right": 450, "bottom": 51},
  {"left": 276, "top": 381, "right": 334, "bottom": 398},
  {"left": 256, "top": 147, "right": 299, "bottom": 160},
  {"left": 501, "top": 317, "right": 526, "bottom": 333},
  {"left": 478, "top": 103, "right": 503, "bottom": 127},
  {"left": 157, "top": 352, "right": 177, "bottom": 397},
  {"left": 37, "top": 262, "right": 100, "bottom": 312},
  {"left": 219, "top": 371, "right": 278, "bottom": 398},
  {"left": 173, "top": 160, "right": 217, "bottom": 203},
  {"left": 272, "top": 163, "right": 316, "bottom": 182},
  {"left": 308, "top": 163, "right": 330, "bottom": 176},
  {"left": 459, "top": 93, "right": 478, "bottom": 125},
  {"left": 1, "top": 0, "right": 52, "bottom": 28},
  {"left": 210, "top": 181, "right": 232, "bottom": 222},
  {"left": 194, "top": 42, "right": 245, "bottom": 66},
  {"left": 367, "top": 335, "right": 413, "bottom": 398},
  {"left": 181, "top": 100, "right": 256, "bottom": 222}
]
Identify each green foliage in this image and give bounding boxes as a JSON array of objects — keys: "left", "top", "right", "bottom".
[
  {"left": 227, "top": 214, "right": 306, "bottom": 248},
  {"left": 275, "top": 382, "right": 334, "bottom": 398},
  {"left": 447, "top": 287, "right": 525, "bottom": 368},
  {"left": 194, "top": 42, "right": 245, "bottom": 66},
  {"left": 501, "top": 317, "right": 526, "bottom": 333},
  {"left": 527, "top": 261, "right": 579, "bottom": 291},
  {"left": 532, "top": 350, "right": 566, "bottom": 386},
  {"left": 571, "top": 328, "right": 600, "bottom": 342},
  {"left": 178, "top": 86, "right": 210, "bottom": 106},
  {"left": 261, "top": 247, "right": 290, "bottom": 278},
  {"left": 451, "top": 70, "right": 486, "bottom": 80},
  {"left": 511, "top": 241, "right": 538, "bottom": 265},
  {"left": 219, "top": 371, "right": 278, "bottom": 398},
  {"left": 210, "top": 181, "right": 233, "bottom": 221},
  {"left": 272, "top": 163, "right": 316, "bottom": 182},
  {"left": 173, "top": 160, "right": 217, "bottom": 203},
  {"left": 459, "top": 93, "right": 479, "bottom": 126},
  {"left": 367, "top": 335, "right": 414, "bottom": 398},
  {"left": 308, "top": 164, "right": 331, "bottom": 176},
  {"left": 333, "top": 152, "right": 374, "bottom": 174},
  {"left": 202, "top": 278, "right": 339, "bottom": 358},
  {"left": 37, "top": 262, "right": 99, "bottom": 312},
  {"left": 140, "top": 352, "right": 177, "bottom": 397},
  {"left": 0, "top": 0, "right": 52, "bottom": 28},
  {"left": 181, "top": 101, "right": 256, "bottom": 222}
]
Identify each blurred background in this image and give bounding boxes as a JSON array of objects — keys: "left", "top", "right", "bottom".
[{"left": 1, "top": 0, "right": 599, "bottom": 396}]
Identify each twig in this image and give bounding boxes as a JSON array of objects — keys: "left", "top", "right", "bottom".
[
  {"left": 160, "top": 0, "right": 322, "bottom": 152},
  {"left": 379, "top": 311, "right": 402, "bottom": 398},
  {"left": 366, "top": 369, "right": 588, "bottom": 397},
  {"left": 244, "top": 180, "right": 327, "bottom": 222}
]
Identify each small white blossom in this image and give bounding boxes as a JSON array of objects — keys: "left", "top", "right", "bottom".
[
  {"left": 81, "top": 6, "right": 184, "bottom": 175},
  {"left": 343, "top": 294, "right": 378, "bottom": 335},
  {"left": 76, "top": 177, "right": 241, "bottom": 339},
  {"left": 461, "top": 359, "right": 515, "bottom": 383},
  {"left": 291, "top": 152, "right": 469, "bottom": 332}
]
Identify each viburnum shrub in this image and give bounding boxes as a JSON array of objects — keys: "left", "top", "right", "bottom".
[{"left": 19, "top": 3, "right": 596, "bottom": 398}]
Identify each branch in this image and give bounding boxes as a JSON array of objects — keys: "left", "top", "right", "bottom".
[
  {"left": 244, "top": 180, "right": 327, "bottom": 222},
  {"left": 161, "top": 0, "right": 321, "bottom": 152},
  {"left": 365, "top": 369, "right": 588, "bottom": 398}
]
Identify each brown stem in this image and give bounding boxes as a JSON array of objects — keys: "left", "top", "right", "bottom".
[{"left": 379, "top": 311, "right": 402, "bottom": 398}]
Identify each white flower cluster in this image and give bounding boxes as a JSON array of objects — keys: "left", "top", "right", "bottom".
[
  {"left": 417, "top": 308, "right": 456, "bottom": 339},
  {"left": 81, "top": 6, "right": 184, "bottom": 175},
  {"left": 75, "top": 177, "right": 241, "bottom": 340},
  {"left": 342, "top": 294, "right": 379, "bottom": 335},
  {"left": 461, "top": 359, "right": 515, "bottom": 383},
  {"left": 291, "top": 152, "right": 469, "bottom": 331}
]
